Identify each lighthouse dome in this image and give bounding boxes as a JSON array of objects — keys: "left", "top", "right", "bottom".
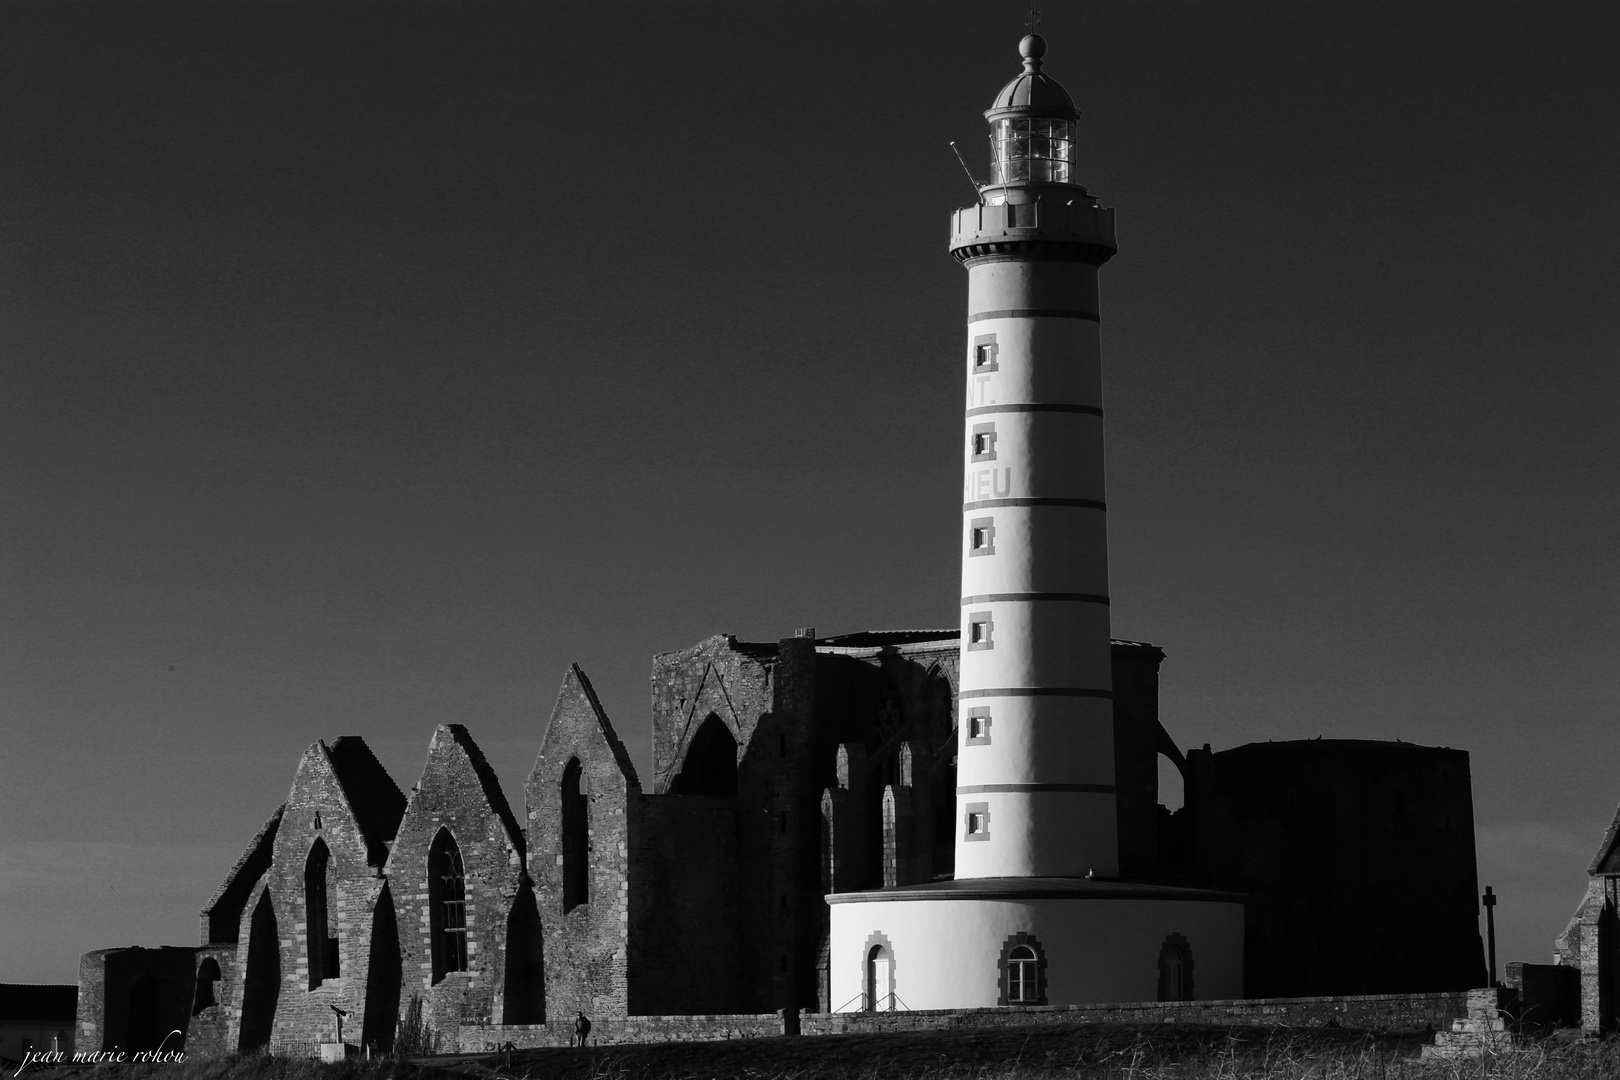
[{"left": 985, "top": 34, "right": 1079, "bottom": 121}]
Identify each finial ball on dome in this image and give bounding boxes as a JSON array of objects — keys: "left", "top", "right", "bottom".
[{"left": 1019, "top": 34, "right": 1047, "bottom": 60}]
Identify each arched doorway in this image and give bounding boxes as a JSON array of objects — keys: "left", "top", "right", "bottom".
[{"left": 866, "top": 944, "right": 892, "bottom": 1012}]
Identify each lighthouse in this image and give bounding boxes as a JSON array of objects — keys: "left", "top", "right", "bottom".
[
  {"left": 954, "top": 31, "right": 1119, "bottom": 882},
  {"left": 826, "top": 33, "right": 1245, "bottom": 1012}
]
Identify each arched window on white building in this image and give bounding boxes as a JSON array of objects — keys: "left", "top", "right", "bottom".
[
  {"left": 997, "top": 933, "right": 1047, "bottom": 1005},
  {"left": 1158, "top": 933, "right": 1194, "bottom": 1001}
]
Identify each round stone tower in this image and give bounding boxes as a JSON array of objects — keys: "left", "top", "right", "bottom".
[
  {"left": 953, "top": 32, "right": 1120, "bottom": 882},
  {"left": 825, "top": 35, "right": 1245, "bottom": 1014}
]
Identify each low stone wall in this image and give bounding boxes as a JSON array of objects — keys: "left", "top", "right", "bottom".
[
  {"left": 799, "top": 992, "right": 1471, "bottom": 1036},
  {"left": 458, "top": 1013, "right": 785, "bottom": 1051}
]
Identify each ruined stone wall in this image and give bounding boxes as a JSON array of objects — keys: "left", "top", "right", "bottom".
[
  {"left": 459, "top": 1012, "right": 785, "bottom": 1050},
  {"left": 263, "top": 739, "right": 403, "bottom": 1054},
  {"left": 181, "top": 944, "right": 238, "bottom": 1056},
  {"left": 390, "top": 726, "right": 527, "bottom": 1041},
  {"left": 1187, "top": 740, "right": 1482, "bottom": 998},
  {"left": 527, "top": 666, "right": 639, "bottom": 1020},
  {"left": 629, "top": 795, "right": 741, "bottom": 1014},
  {"left": 199, "top": 807, "right": 282, "bottom": 947},
  {"left": 75, "top": 946, "right": 196, "bottom": 1053}
]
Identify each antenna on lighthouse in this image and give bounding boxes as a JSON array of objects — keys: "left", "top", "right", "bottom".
[{"left": 949, "top": 142, "right": 984, "bottom": 203}]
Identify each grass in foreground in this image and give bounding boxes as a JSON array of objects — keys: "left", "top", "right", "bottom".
[{"left": 34, "top": 1025, "right": 1620, "bottom": 1080}]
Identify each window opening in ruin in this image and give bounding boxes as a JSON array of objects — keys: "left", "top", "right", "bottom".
[
  {"left": 429, "top": 829, "right": 469, "bottom": 980},
  {"left": 668, "top": 713, "right": 738, "bottom": 795},
  {"left": 867, "top": 944, "right": 893, "bottom": 1011},
  {"left": 305, "top": 838, "right": 339, "bottom": 988},
  {"left": 561, "top": 758, "right": 590, "bottom": 912},
  {"left": 192, "top": 957, "right": 221, "bottom": 1015},
  {"left": 1157, "top": 934, "right": 1194, "bottom": 1001}
]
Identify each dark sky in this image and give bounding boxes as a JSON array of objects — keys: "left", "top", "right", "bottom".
[{"left": 3, "top": 1, "right": 1616, "bottom": 984}]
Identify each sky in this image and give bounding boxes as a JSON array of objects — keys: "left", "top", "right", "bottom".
[{"left": 2, "top": 0, "right": 1616, "bottom": 987}]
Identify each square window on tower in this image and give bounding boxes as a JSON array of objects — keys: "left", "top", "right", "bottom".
[
  {"left": 964, "top": 803, "right": 991, "bottom": 841},
  {"left": 969, "top": 516, "right": 996, "bottom": 556},
  {"left": 967, "top": 612, "right": 994, "bottom": 651},
  {"left": 967, "top": 706, "right": 992, "bottom": 746},
  {"left": 971, "top": 423, "right": 998, "bottom": 462},
  {"left": 973, "top": 334, "right": 999, "bottom": 373}
]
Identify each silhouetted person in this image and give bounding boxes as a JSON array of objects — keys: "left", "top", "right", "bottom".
[{"left": 573, "top": 1011, "right": 591, "bottom": 1047}]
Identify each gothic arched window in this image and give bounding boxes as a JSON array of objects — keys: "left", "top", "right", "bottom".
[
  {"left": 429, "top": 829, "right": 468, "bottom": 980},
  {"left": 305, "top": 839, "right": 339, "bottom": 988}
]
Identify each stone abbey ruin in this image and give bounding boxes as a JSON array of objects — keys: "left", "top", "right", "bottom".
[{"left": 76, "top": 630, "right": 1489, "bottom": 1054}]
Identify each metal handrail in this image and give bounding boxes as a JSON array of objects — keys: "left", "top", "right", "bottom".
[{"left": 834, "top": 990, "right": 867, "bottom": 1013}]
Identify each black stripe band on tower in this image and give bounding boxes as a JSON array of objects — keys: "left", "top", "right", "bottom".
[
  {"left": 963, "top": 498, "right": 1106, "bottom": 512},
  {"left": 965, "top": 403, "right": 1104, "bottom": 418},
  {"left": 968, "top": 308, "right": 1100, "bottom": 323},
  {"left": 960, "top": 592, "right": 1109, "bottom": 606},
  {"left": 958, "top": 688, "right": 1113, "bottom": 700},
  {"left": 956, "top": 784, "right": 1117, "bottom": 795}
]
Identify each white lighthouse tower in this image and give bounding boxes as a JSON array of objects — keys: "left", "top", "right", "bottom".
[
  {"left": 955, "top": 30, "right": 1119, "bottom": 883},
  {"left": 827, "top": 33, "right": 1245, "bottom": 1012}
]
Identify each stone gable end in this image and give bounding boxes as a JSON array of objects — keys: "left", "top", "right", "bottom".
[
  {"left": 527, "top": 665, "right": 640, "bottom": 1020},
  {"left": 389, "top": 724, "right": 529, "bottom": 1036}
]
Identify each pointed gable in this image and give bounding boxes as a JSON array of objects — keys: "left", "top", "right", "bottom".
[
  {"left": 650, "top": 634, "right": 776, "bottom": 794},
  {"left": 532, "top": 664, "right": 640, "bottom": 792},
  {"left": 391, "top": 724, "right": 525, "bottom": 867},
  {"left": 281, "top": 739, "right": 401, "bottom": 868},
  {"left": 1588, "top": 798, "right": 1620, "bottom": 875}
]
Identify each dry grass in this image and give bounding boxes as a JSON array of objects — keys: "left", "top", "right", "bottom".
[{"left": 35, "top": 1026, "right": 1620, "bottom": 1080}]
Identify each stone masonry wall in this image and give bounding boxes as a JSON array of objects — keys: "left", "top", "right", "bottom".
[
  {"left": 527, "top": 665, "right": 640, "bottom": 1021},
  {"left": 75, "top": 946, "right": 197, "bottom": 1053},
  {"left": 458, "top": 1013, "right": 784, "bottom": 1051},
  {"left": 389, "top": 725, "right": 528, "bottom": 1041},
  {"left": 182, "top": 944, "right": 238, "bottom": 1056},
  {"left": 629, "top": 795, "right": 741, "bottom": 1015},
  {"left": 264, "top": 739, "right": 404, "bottom": 1054},
  {"left": 800, "top": 992, "right": 1471, "bottom": 1036}
]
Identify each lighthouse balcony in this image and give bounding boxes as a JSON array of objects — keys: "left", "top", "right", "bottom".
[{"left": 950, "top": 199, "right": 1117, "bottom": 265}]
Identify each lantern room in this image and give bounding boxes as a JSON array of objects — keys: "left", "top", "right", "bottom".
[{"left": 983, "top": 34, "right": 1083, "bottom": 199}]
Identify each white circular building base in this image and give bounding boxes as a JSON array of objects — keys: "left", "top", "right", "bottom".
[{"left": 828, "top": 878, "right": 1244, "bottom": 1012}]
